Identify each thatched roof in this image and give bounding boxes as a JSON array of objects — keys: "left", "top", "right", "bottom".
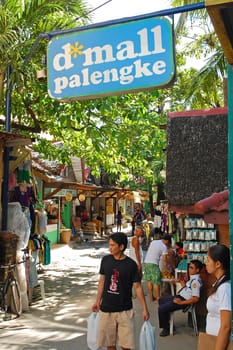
[{"left": 166, "top": 108, "right": 228, "bottom": 211}]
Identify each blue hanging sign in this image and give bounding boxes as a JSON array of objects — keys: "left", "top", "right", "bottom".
[{"left": 47, "top": 17, "right": 175, "bottom": 100}]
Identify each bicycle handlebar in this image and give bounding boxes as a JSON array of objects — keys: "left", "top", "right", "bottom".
[
  {"left": 21, "top": 248, "right": 29, "bottom": 253},
  {"left": 0, "top": 259, "right": 26, "bottom": 269},
  {"left": 0, "top": 264, "right": 17, "bottom": 270}
]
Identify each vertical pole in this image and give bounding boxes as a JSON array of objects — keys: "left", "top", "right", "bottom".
[
  {"left": 227, "top": 64, "right": 233, "bottom": 332},
  {"left": 2, "top": 66, "right": 12, "bottom": 230},
  {"left": 5, "top": 66, "right": 12, "bottom": 132},
  {"left": 2, "top": 149, "right": 10, "bottom": 230},
  {"left": 57, "top": 197, "right": 61, "bottom": 242}
]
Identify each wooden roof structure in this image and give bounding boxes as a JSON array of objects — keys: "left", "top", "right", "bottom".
[
  {"left": 32, "top": 156, "right": 121, "bottom": 199},
  {"left": 32, "top": 154, "right": 149, "bottom": 201},
  {"left": 0, "top": 131, "right": 31, "bottom": 147}
]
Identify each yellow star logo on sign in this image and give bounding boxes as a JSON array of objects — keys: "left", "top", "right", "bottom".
[{"left": 69, "top": 42, "right": 84, "bottom": 58}]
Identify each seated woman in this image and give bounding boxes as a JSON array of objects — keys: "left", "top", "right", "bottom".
[{"left": 158, "top": 259, "right": 203, "bottom": 337}]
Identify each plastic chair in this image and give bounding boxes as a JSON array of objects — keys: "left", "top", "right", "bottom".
[
  {"left": 189, "top": 304, "right": 198, "bottom": 336},
  {"left": 170, "top": 312, "right": 174, "bottom": 335},
  {"left": 170, "top": 304, "right": 198, "bottom": 336}
]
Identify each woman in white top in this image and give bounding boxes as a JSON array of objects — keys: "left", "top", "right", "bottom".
[{"left": 205, "top": 244, "right": 231, "bottom": 350}]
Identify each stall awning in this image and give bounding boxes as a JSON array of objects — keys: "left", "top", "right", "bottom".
[
  {"left": 0, "top": 131, "right": 32, "bottom": 147},
  {"left": 32, "top": 162, "right": 149, "bottom": 201},
  {"left": 194, "top": 190, "right": 229, "bottom": 225},
  {"left": 33, "top": 167, "right": 124, "bottom": 199},
  {"left": 133, "top": 191, "right": 141, "bottom": 203},
  {"left": 116, "top": 190, "right": 149, "bottom": 202},
  {"left": 0, "top": 131, "right": 32, "bottom": 172}
]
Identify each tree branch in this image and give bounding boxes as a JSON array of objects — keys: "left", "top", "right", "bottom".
[
  {"left": 22, "top": 98, "right": 41, "bottom": 130},
  {"left": 0, "top": 119, "right": 41, "bottom": 133}
]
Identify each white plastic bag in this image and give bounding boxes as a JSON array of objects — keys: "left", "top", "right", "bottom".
[
  {"left": 139, "top": 320, "right": 156, "bottom": 350},
  {"left": 87, "top": 312, "right": 100, "bottom": 350}
]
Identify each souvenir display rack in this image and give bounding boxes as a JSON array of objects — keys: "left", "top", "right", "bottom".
[{"left": 183, "top": 217, "right": 217, "bottom": 263}]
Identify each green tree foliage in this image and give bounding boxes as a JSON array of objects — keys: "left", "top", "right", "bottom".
[
  {"left": 0, "top": 0, "right": 90, "bottom": 101},
  {"left": 0, "top": 0, "right": 167, "bottom": 188},
  {"left": 170, "top": 0, "right": 226, "bottom": 109},
  {"left": 11, "top": 80, "right": 167, "bottom": 185},
  {"left": 0, "top": 0, "right": 226, "bottom": 192}
]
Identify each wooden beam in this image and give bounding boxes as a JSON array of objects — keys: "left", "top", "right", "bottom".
[
  {"left": 5, "top": 139, "right": 31, "bottom": 147},
  {"left": 206, "top": 0, "right": 233, "bottom": 64},
  {"left": 44, "top": 187, "right": 63, "bottom": 200}
]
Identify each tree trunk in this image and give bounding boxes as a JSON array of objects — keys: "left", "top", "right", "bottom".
[{"left": 0, "top": 69, "right": 5, "bottom": 103}]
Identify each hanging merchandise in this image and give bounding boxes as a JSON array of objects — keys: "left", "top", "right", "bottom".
[
  {"left": 7, "top": 202, "right": 31, "bottom": 250},
  {"left": 8, "top": 171, "right": 17, "bottom": 191},
  {"left": 183, "top": 216, "right": 217, "bottom": 264},
  {"left": 168, "top": 211, "right": 173, "bottom": 234},
  {"left": 43, "top": 236, "right": 51, "bottom": 265},
  {"left": 17, "top": 160, "right": 32, "bottom": 184},
  {"left": 161, "top": 201, "right": 168, "bottom": 233},
  {"left": 38, "top": 208, "right": 48, "bottom": 234},
  {"left": 14, "top": 182, "right": 34, "bottom": 208},
  {"left": 154, "top": 206, "right": 162, "bottom": 229}
]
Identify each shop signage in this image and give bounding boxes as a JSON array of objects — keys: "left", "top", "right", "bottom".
[
  {"left": 49, "top": 189, "right": 77, "bottom": 197},
  {"left": 47, "top": 16, "right": 175, "bottom": 100}
]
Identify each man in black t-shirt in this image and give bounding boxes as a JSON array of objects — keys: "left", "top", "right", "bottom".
[{"left": 92, "top": 232, "right": 149, "bottom": 350}]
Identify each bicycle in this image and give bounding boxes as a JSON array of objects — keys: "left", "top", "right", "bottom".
[{"left": 0, "top": 262, "right": 22, "bottom": 320}]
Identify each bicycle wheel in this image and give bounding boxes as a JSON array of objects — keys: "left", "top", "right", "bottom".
[{"left": 10, "top": 280, "right": 22, "bottom": 316}]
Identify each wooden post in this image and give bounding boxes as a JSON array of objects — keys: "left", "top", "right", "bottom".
[
  {"left": 227, "top": 64, "right": 233, "bottom": 331},
  {"left": 223, "top": 77, "right": 228, "bottom": 106}
]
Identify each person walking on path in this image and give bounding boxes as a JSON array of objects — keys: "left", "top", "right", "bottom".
[
  {"left": 133, "top": 207, "right": 145, "bottom": 225},
  {"left": 131, "top": 216, "right": 136, "bottom": 236},
  {"left": 143, "top": 234, "right": 171, "bottom": 302},
  {"left": 128, "top": 225, "right": 144, "bottom": 277},
  {"left": 92, "top": 232, "right": 149, "bottom": 350},
  {"left": 158, "top": 259, "right": 203, "bottom": 337},
  {"left": 116, "top": 208, "right": 122, "bottom": 232},
  {"left": 205, "top": 244, "right": 231, "bottom": 350}
]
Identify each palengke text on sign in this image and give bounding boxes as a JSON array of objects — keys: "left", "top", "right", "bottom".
[{"left": 48, "top": 17, "right": 175, "bottom": 100}]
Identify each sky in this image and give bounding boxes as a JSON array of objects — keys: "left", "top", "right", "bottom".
[
  {"left": 85, "top": 1, "right": 204, "bottom": 69},
  {"left": 87, "top": 0, "right": 172, "bottom": 23}
]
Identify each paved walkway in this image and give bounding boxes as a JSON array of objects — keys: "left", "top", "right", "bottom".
[{"left": 0, "top": 239, "right": 199, "bottom": 350}]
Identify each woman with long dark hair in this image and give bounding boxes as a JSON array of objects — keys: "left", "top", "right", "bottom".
[{"left": 205, "top": 244, "right": 231, "bottom": 350}]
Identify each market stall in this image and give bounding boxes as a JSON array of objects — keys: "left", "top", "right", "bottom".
[
  {"left": 166, "top": 107, "right": 229, "bottom": 330},
  {"left": 0, "top": 132, "right": 34, "bottom": 311}
]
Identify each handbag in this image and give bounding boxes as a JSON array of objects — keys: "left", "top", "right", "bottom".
[
  {"left": 139, "top": 320, "right": 156, "bottom": 350},
  {"left": 87, "top": 312, "right": 100, "bottom": 350},
  {"left": 197, "top": 332, "right": 233, "bottom": 350}
]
